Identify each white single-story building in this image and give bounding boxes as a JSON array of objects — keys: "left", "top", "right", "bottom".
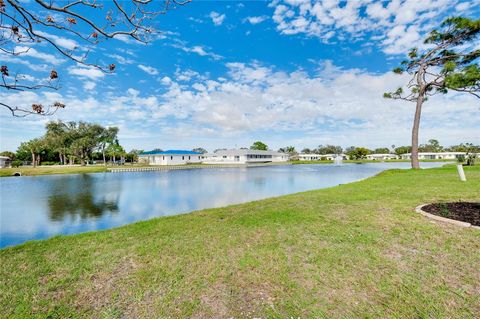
[
  {"left": 203, "top": 149, "right": 289, "bottom": 164},
  {"left": 138, "top": 150, "right": 203, "bottom": 165},
  {"left": 400, "top": 152, "right": 466, "bottom": 160},
  {"left": 297, "top": 153, "right": 348, "bottom": 161},
  {"left": 365, "top": 153, "right": 399, "bottom": 160},
  {"left": 0, "top": 156, "right": 11, "bottom": 168}
]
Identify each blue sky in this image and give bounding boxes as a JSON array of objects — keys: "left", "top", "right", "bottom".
[{"left": 1, "top": 0, "right": 479, "bottom": 152}]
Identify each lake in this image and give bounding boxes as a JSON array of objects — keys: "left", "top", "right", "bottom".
[{"left": 0, "top": 162, "right": 446, "bottom": 248}]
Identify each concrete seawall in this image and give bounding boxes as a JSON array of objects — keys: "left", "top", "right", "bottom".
[{"left": 108, "top": 162, "right": 292, "bottom": 173}]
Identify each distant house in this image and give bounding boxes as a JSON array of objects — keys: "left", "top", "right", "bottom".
[
  {"left": 400, "top": 152, "right": 466, "bottom": 160},
  {"left": 297, "top": 153, "right": 347, "bottom": 161},
  {"left": 138, "top": 150, "right": 202, "bottom": 165},
  {"left": 0, "top": 156, "right": 11, "bottom": 168},
  {"left": 365, "top": 153, "right": 399, "bottom": 160},
  {"left": 203, "top": 149, "right": 289, "bottom": 164}
]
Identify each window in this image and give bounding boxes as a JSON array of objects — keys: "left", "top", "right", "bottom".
[
  {"left": 163, "top": 156, "right": 165, "bottom": 160},
  {"left": 171, "top": 156, "right": 173, "bottom": 160},
  {"left": 182, "top": 156, "right": 185, "bottom": 160},
  {"left": 189, "top": 156, "right": 191, "bottom": 160}
]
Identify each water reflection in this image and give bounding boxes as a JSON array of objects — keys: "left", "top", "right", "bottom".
[
  {"left": 0, "top": 162, "right": 447, "bottom": 248},
  {"left": 48, "top": 175, "right": 119, "bottom": 221}
]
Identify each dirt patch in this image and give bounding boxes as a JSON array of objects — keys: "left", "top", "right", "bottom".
[{"left": 422, "top": 202, "right": 480, "bottom": 226}]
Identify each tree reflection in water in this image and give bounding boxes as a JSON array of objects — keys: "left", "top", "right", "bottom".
[{"left": 48, "top": 174, "right": 119, "bottom": 221}]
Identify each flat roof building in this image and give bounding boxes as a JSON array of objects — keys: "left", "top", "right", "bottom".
[
  {"left": 203, "top": 149, "right": 289, "bottom": 164},
  {"left": 400, "top": 152, "right": 466, "bottom": 160},
  {"left": 365, "top": 154, "right": 399, "bottom": 160},
  {"left": 139, "top": 150, "right": 202, "bottom": 165}
]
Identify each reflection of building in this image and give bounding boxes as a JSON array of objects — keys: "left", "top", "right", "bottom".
[
  {"left": 297, "top": 153, "right": 347, "bottom": 161},
  {"left": 139, "top": 150, "right": 203, "bottom": 165},
  {"left": 400, "top": 152, "right": 466, "bottom": 160},
  {"left": 0, "top": 156, "right": 11, "bottom": 168},
  {"left": 365, "top": 154, "right": 399, "bottom": 160},
  {"left": 203, "top": 149, "right": 289, "bottom": 164}
]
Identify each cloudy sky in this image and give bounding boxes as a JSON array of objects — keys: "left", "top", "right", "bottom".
[{"left": 1, "top": 0, "right": 479, "bottom": 152}]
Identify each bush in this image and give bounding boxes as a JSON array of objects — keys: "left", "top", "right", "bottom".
[
  {"left": 466, "top": 153, "right": 477, "bottom": 166},
  {"left": 11, "top": 160, "right": 22, "bottom": 168},
  {"left": 40, "top": 161, "right": 59, "bottom": 166},
  {"left": 456, "top": 155, "right": 465, "bottom": 163}
]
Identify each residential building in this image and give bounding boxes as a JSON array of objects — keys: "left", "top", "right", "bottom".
[
  {"left": 0, "top": 156, "right": 11, "bottom": 168},
  {"left": 400, "top": 152, "right": 466, "bottom": 160},
  {"left": 365, "top": 153, "right": 399, "bottom": 160},
  {"left": 297, "top": 153, "right": 348, "bottom": 161},
  {"left": 203, "top": 149, "right": 289, "bottom": 164},
  {"left": 138, "top": 150, "right": 202, "bottom": 165}
]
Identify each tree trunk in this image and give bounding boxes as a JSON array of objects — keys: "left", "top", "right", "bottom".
[
  {"left": 102, "top": 147, "right": 106, "bottom": 166},
  {"left": 411, "top": 64, "right": 427, "bottom": 170},
  {"left": 80, "top": 151, "right": 86, "bottom": 166},
  {"left": 32, "top": 152, "right": 36, "bottom": 168},
  {"left": 411, "top": 93, "right": 424, "bottom": 169}
]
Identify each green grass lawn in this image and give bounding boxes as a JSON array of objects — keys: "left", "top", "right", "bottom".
[
  {"left": 0, "top": 165, "right": 109, "bottom": 177},
  {"left": 0, "top": 164, "right": 158, "bottom": 177},
  {"left": 1, "top": 166, "right": 479, "bottom": 318}
]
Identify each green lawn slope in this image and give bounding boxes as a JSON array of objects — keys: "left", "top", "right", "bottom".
[{"left": 1, "top": 166, "right": 479, "bottom": 318}]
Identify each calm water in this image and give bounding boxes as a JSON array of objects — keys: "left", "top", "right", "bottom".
[{"left": 0, "top": 163, "right": 446, "bottom": 248}]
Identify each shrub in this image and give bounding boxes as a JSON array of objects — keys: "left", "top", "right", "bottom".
[
  {"left": 456, "top": 155, "right": 465, "bottom": 163},
  {"left": 466, "top": 153, "right": 477, "bottom": 166},
  {"left": 40, "top": 161, "right": 58, "bottom": 166},
  {"left": 11, "top": 160, "right": 22, "bottom": 168}
]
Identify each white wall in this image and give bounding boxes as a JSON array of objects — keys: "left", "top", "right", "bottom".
[{"left": 140, "top": 154, "right": 202, "bottom": 165}]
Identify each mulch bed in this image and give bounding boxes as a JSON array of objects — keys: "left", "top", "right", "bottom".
[{"left": 422, "top": 202, "right": 480, "bottom": 226}]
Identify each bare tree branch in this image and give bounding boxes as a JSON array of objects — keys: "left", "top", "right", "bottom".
[{"left": 1, "top": 0, "right": 189, "bottom": 116}]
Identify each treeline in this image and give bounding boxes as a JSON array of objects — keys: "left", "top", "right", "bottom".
[
  {"left": 1, "top": 121, "right": 141, "bottom": 167},
  {"left": 285, "top": 139, "right": 480, "bottom": 158}
]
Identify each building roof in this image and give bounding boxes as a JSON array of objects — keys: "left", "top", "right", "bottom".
[
  {"left": 207, "top": 149, "right": 287, "bottom": 156},
  {"left": 140, "top": 150, "right": 201, "bottom": 156}
]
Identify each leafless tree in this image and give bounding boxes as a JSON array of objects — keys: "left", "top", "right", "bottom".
[{"left": 1, "top": 0, "right": 189, "bottom": 117}]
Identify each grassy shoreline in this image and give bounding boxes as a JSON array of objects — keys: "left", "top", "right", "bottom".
[
  {"left": 1, "top": 165, "right": 479, "bottom": 318},
  {"left": 0, "top": 159, "right": 454, "bottom": 177}
]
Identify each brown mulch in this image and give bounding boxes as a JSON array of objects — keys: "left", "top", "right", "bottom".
[{"left": 422, "top": 202, "right": 480, "bottom": 226}]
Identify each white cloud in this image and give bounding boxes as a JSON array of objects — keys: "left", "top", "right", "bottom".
[
  {"left": 2, "top": 61, "right": 478, "bottom": 151},
  {"left": 171, "top": 41, "right": 223, "bottom": 60},
  {"left": 83, "top": 81, "right": 96, "bottom": 90},
  {"left": 106, "top": 53, "right": 135, "bottom": 65},
  {"left": 138, "top": 64, "right": 159, "bottom": 75},
  {"left": 148, "top": 61, "right": 479, "bottom": 146},
  {"left": 13, "top": 46, "right": 63, "bottom": 65},
  {"left": 245, "top": 16, "right": 269, "bottom": 24},
  {"left": 68, "top": 66, "right": 105, "bottom": 80},
  {"left": 35, "top": 31, "right": 78, "bottom": 50},
  {"left": 209, "top": 11, "right": 226, "bottom": 26},
  {"left": 269, "top": 0, "right": 475, "bottom": 54}
]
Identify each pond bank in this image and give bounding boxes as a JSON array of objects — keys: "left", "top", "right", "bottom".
[
  {"left": 0, "top": 160, "right": 452, "bottom": 177},
  {"left": 1, "top": 166, "right": 479, "bottom": 318}
]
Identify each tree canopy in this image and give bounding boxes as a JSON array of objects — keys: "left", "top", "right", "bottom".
[
  {"left": 250, "top": 141, "right": 268, "bottom": 151},
  {"left": 384, "top": 16, "right": 480, "bottom": 168}
]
